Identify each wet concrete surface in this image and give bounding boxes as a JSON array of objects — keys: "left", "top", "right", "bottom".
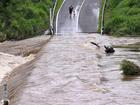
[
  {"left": 79, "top": 0, "right": 101, "bottom": 32},
  {"left": 57, "top": 0, "right": 83, "bottom": 33},
  {"left": 57, "top": 0, "right": 101, "bottom": 33},
  {"left": 5, "top": 33, "right": 140, "bottom": 105}
]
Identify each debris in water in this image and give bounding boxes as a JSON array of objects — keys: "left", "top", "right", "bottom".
[
  {"left": 91, "top": 42, "right": 100, "bottom": 48},
  {"left": 104, "top": 45, "right": 115, "bottom": 53}
]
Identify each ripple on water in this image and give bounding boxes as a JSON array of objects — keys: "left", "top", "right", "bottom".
[{"left": 100, "top": 48, "right": 140, "bottom": 104}]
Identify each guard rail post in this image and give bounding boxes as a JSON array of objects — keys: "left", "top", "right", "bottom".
[
  {"left": 1, "top": 82, "right": 9, "bottom": 105},
  {"left": 49, "top": 8, "right": 53, "bottom": 35},
  {"left": 52, "top": 0, "right": 58, "bottom": 35}
]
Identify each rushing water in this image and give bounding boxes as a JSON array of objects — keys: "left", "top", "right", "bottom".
[
  {"left": 4, "top": 33, "right": 139, "bottom": 105},
  {"left": 99, "top": 48, "right": 140, "bottom": 105}
]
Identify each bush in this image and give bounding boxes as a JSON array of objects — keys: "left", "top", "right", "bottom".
[
  {"left": 0, "top": 32, "right": 7, "bottom": 42},
  {"left": 120, "top": 60, "right": 140, "bottom": 75},
  {"left": 104, "top": 0, "right": 140, "bottom": 36},
  {"left": 0, "top": 0, "right": 53, "bottom": 40}
]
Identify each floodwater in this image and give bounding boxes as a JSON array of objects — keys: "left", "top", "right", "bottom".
[
  {"left": 6, "top": 34, "right": 140, "bottom": 105},
  {"left": 99, "top": 48, "right": 140, "bottom": 105},
  {"left": 0, "top": 35, "right": 50, "bottom": 105},
  {"left": 0, "top": 52, "right": 30, "bottom": 83}
]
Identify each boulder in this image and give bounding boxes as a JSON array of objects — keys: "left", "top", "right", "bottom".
[{"left": 104, "top": 45, "right": 115, "bottom": 53}]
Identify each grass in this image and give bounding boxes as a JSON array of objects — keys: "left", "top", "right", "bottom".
[
  {"left": 0, "top": 32, "right": 6, "bottom": 42},
  {"left": 0, "top": 0, "right": 53, "bottom": 41},
  {"left": 120, "top": 60, "right": 140, "bottom": 76},
  {"left": 103, "top": 0, "right": 140, "bottom": 36},
  {"left": 0, "top": 0, "right": 63, "bottom": 41}
]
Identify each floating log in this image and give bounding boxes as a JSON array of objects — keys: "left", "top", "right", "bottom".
[{"left": 90, "top": 42, "right": 100, "bottom": 48}]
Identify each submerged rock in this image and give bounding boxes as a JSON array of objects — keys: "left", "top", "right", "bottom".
[{"left": 104, "top": 45, "right": 115, "bottom": 53}]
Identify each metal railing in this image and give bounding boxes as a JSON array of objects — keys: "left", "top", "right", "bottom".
[
  {"left": 49, "top": 0, "right": 58, "bottom": 35},
  {"left": 101, "top": 0, "right": 107, "bottom": 35}
]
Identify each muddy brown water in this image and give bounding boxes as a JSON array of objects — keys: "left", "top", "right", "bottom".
[
  {"left": 0, "top": 34, "right": 140, "bottom": 105},
  {"left": 0, "top": 35, "right": 51, "bottom": 105},
  {"left": 99, "top": 48, "right": 140, "bottom": 105}
]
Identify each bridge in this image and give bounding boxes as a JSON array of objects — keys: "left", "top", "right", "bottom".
[
  {"left": 1, "top": 0, "right": 139, "bottom": 105},
  {"left": 56, "top": 0, "right": 101, "bottom": 34}
]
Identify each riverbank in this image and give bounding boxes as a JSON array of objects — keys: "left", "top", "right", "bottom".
[{"left": 0, "top": 35, "right": 51, "bottom": 99}]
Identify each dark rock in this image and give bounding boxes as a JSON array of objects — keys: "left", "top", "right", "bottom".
[
  {"left": 4, "top": 100, "right": 9, "bottom": 105},
  {"left": 1, "top": 100, "right": 9, "bottom": 105},
  {"left": 104, "top": 45, "right": 115, "bottom": 53}
]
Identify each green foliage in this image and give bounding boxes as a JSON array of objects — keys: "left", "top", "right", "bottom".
[
  {"left": 0, "top": 0, "right": 11, "bottom": 7},
  {"left": 54, "top": 0, "right": 63, "bottom": 17},
  {"left": 0, "top": 32, "right": 7, "bottom": 42},
  {"left": 120, "top": 60, "right": 140, "bottom": 75},
  {"left": 104, "top": 0, "right": 140, "bottom": 36},
  {"left": 0, "top": 0, "right": 53, "bottom": 41}
]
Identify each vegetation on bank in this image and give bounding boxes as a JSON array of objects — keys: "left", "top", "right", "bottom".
[
  {"left": 0, "top": 0, "right": 53, "bottom": 41},
  {"left": 100, "top": 0, "right": 140, "bottom": 36},
  {"left": 120, "top": 60, "right": 140, "bottom": 76}
]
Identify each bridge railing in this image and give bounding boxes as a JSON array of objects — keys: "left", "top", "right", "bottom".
[
  {"left": 101, "top": 0, "right": 107, "bottom": 35},
  {"left": 49, "top": 0, "right": 63, "bottom": 35}
]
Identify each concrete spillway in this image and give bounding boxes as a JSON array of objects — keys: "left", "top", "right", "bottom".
[
  {"left": 56, "top": 0, "right": 101, "bottom": 34},
  {"left": 5, "top": 34, "right": 140, "bottom": 105}
]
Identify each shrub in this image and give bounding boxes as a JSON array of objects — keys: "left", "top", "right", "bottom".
[
  {"left": 0, "top": 0, "right": 53, "bottom": 40},
  {"left": 120, "top": 60, "right": 140, "bottom": 76},
  {"left": 104, "top": 0, "right": 140, "bottom": 36},
  {"left": 0, "top": 32, "right": 7, "bottom": 42}
]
